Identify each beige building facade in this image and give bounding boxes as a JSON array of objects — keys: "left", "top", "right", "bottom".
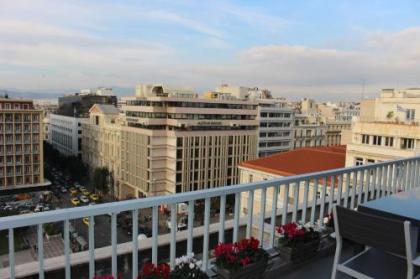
[
  {"left": 0, "top": 98, "right": 46, "bottom": 190},
  {"left": 81, "top": 104, "right": 121, "bottom": 195},
  {"left": 82, "top": 84, "right": 259, "bottom": 198},
  {"left": 326, "top": 121, "right": 351, "bottom": 146},
  {"left": 294, "top": 114, "right": 327, "bottom": 149},
  {"left": 346, "top": 88, "right": 420, "bottom": 166}
]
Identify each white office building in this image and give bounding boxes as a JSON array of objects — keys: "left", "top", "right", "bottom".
[
  {"left": 48, "top": 114, "right": 83, "bottom": 157},
  {"left": 258, "top": 99, "right": 295, "bottom": 157}
]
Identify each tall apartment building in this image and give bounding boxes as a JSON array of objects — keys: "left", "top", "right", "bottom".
[
  {"left": 48, "top": 114, "right": 83, "bottom": 157},
  {"left": 294, "top": 114, "right": 327, "bottom": 149},
  {"left": 0, "top": 98, "right": 46, "bottom": 190},
  {"left": 49, "top": 88, "right": 118, "bottom": 157},
  {"left": 81, "top": 104, "right": 121, "bottom": 194},
  {"left": 346, "top": 88, "right": 420, "bottom": 166},
  {"left": 207, "top": 85, "right": 295, "bottom": 157},
  {"left": 82, "top": 84, "right": 259, "bottom": 198},
  {"left": 257, "top": 100, "right": 294, "bottom": 157}
]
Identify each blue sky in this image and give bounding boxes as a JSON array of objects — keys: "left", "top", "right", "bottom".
[{"left": 1, "top": 0, "right": 420, "bottom": 100}]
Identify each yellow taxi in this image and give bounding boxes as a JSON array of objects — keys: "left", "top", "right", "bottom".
[
  {"left": 82, "top": 190, "right": 90, "bottom": 196},
  {"left": 82, "top": 217, "right": 90, "bottom": 226},
  {"left": 71, "top": 197, "right": 80, "bottom": 206},
  {"left": 69, "top": 188, "right": 78, "bottom": 195},
  {"left": 90, "top": 193, "right": 100, "bottom": 201}
]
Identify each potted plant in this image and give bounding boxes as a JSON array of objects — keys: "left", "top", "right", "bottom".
[
  {"left": 276, "top": 222, "right": 320, "bottom": 264},
  {"left": 170, "top": 253, "right": 208, "bottom": 279},
  {"left": 323, "top": 212, "right": 335, "bottom": 237},
  {"left": 93, "top": 275, "right": 121, "bottom": 279},
  {"left": 214, "top": 237, "right": 268, "bottom": 279},
  {"left": 139, "top": 262, "right": 170, "bottom": 279},
  {"left": 44, "top": 223, "right": 61, "bottom": 241}
]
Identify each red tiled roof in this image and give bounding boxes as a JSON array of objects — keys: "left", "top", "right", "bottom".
[{"left": 240, "top": 145, "right": 346, "bottom": 177}]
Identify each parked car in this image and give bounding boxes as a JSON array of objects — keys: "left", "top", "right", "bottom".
[
  {"left": 69, "top": 188, "right": 78, "bottom": 195},
  {"left": 34, "top": 205, "right": 44, "bottom": 213},
  {"left": 82, "top": 217, "right": 92, "bottom": 226},
  {"left": 80, "top": 195, "right": 89, "bottom": 203},
  {"left": 3, "top": 205, "right": 13, "bottom": 211},
  {"left": 81, "top": 190, "right": 90, "bottom": 197},
  {"left": 71, "top": 198, "right": 80, "bottom": 206},
  {"left": 90, "top": 194, "right": 99, "bottom": 201},
  {"left": 60, "top": 187, "right": 68, "bottom": 193}
]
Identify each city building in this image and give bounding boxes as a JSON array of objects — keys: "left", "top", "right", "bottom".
[
  {"left": 325, "top": 121, "right": 351, "bottom": 146},
  {"left": 48, "top": 88, "right": 118, "bottom": 157},
  {"left": 294, "top": 114, "right": 327, "bottom": 149},
  {"left": 0, "top": 98, "right": 47, "bottom": 190},
  {"left": 42, "top": 117, "right": 50, "bottom": 142},
  {"left": 346, "top": 88, "right": 420, "bottom": 166},
  {"left": 239, "top": 145, "right": 346, "bottom": 216},
  {"left": 82, "top": 84, "right": 259, "bottom": 198},
  {"left": 257, "top": 99, "right": 294, "bottom": 157},
  {"left": 48, "top": 114, "right": 83, "bottom": 157},
  {"left": 317, "top": 102, "right": 357, "bottom": 146},
  {"left": 81, "top": 104, "right": 121, "bottom": 195},
  {"left": 57, "top": 87, "right": 117, "bottom": 118},
  {"left": 206, "top": 85, "right": 295, "bottom": 157}
]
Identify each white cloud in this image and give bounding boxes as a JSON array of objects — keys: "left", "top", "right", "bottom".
[{"left": 0, "top": 1, "right": 419, "bottom": 100}]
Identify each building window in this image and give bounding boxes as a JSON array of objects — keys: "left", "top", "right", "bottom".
[
  {"left": 406, "top": 109, "right": 415, "bottom": 121},
  {"left": 249, "top": 174, "right": 253, "bottom": 183},
  {"left": 384, "top": 137, "right": 394, "bottom": 147},
  {"left": 367, "top": 159, "right": 375, "bottom": 164},
  {"left": 372, "top": 136, "right": 382, "bottom": 146},
  {"left": 401, "top": 138, "right": 415, "bottom": 150},
  {"left": 361, "top": 134, "right": 370, "bottom": 144},
  {"left": 355, "top": 157, "right": 364, "bottom": 166}
]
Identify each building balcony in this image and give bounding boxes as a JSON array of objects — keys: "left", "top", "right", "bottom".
[{"left": 0, "top": 156, "right": 419, "bottom": 279}]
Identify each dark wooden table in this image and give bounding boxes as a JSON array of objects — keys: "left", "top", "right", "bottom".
[{"left": 358, "top": 187, "right": 420, "bottom": 226}]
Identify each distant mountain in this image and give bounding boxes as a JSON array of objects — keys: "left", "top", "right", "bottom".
[{"left": 0, "top": 86, "right": 135, "bottom": 100}]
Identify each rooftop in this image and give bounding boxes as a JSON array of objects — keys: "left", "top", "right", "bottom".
[
  {"left": 89, "top": 104, "right": 119, "bottom": 115},
  {"left": 240, "top": 145, "right": 346, "bottom": 176}
]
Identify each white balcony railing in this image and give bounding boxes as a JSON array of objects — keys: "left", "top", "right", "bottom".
[{"left": 1, "top": 156, "right": 420, "bottom": 279}]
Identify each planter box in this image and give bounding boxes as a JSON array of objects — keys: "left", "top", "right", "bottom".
[
  {"left": 278, "top": 238, "right": 320, "bottom": 264},
  {"left": 217, "top": 258, "right": 268, "bottom": 279},
  {"left": 46, "top": 233, "right": 61, "bottom": 241}
]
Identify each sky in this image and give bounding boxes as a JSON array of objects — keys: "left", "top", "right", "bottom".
[{"left": 1, "top": 0, "right": 420, "bottom": 100}]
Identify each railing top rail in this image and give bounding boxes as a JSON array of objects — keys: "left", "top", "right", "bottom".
[{"left": 0, "top": 155, "right": 418, "bottom": 230}]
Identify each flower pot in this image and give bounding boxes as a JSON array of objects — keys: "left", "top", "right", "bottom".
[
  {"left": 217, "top": 258, "right": 268, "bottom": 279},
  {"left": 278, "top": 238, "right": 320, "bottom": 264}
]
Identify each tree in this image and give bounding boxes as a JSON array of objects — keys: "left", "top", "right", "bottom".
[
  {"left": 43, "top": 142, "right": 88, "bottom": 181},
  {"left": 92, "top": 167, "right": 109, "bottom": 194}
]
